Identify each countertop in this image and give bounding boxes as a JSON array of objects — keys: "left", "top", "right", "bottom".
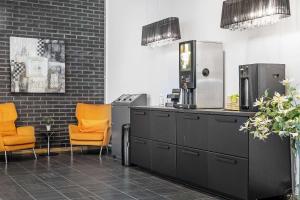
[{"left": 130, "top": 106, "right": 255, "bottom": 117}]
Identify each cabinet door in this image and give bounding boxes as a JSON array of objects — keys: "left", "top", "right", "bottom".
[
  {"left": 177, "top": 147, "right": 208, "bottom": 188},
  {"left": 208, "top": 115, "right": 249, "bottom": 158},
  {"left": 130, "top": 137, "right": 151, "bottom": 169},
  {"left": 151, "top": 141, "right": 176, "bottom": 178},
  {"left": 150, "top": 111, "right": 176, "bottom": 144},
  {"left": 176, "top": 113, "right": 208, "bottom": 150},
  {"left": 208, "top": 152, "right": 248, "bottom": 200},
  {"left": 131, "top": 109, "right": 150, "bottom": 139}
]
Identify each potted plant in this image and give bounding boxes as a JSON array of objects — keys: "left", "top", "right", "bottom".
[
  {"left": 240, "top": 80, "right": 300, "bottom": 199},
  {"left": 43, "top": 117, "right": 54, "bottom": 131}
]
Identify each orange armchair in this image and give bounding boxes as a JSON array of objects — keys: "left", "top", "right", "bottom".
[
  {"left": 0, "top": 103, "right": 36, "bottom": 163},
  {"left": 69, "top": 103, "right": 111, "bottom": 157}
]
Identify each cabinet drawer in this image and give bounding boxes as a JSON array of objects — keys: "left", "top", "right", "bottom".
[
  {"left": 177, "top": 147, "right": 208, "bottom": 188},
  {"left": 150, "top": 111, "right": 176, "bottom": 144},
  {"left": 131, "top": 109, "right": 150, "bottom": 139},
  {"left": 208, "top": 115, "right": 249, "bottom": 158},
  {"left": 151, "top": 141, "right": 176, "bottom": 178},
  {"left": 208, "top": 152, "right": 248, "bottom": 199},
  {"left": 177, "top": 113, "right": 208, "bottom": 150},
  {"left": 130, "top": 137, "right": 151, "bottom": 169}
]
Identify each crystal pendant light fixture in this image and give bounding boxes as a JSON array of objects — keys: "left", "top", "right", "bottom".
[
  {"left": 220, "top": 0, "right": 291, "bottom": 31},
  {"left": 141, "top": 17, "right": 181, "bottom": 47}
]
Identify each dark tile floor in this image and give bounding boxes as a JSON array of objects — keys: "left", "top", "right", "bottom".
[{"left": 0, "top": 152, "right": 220, "bottom": 200}]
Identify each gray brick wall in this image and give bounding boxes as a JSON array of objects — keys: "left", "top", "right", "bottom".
[{"left": 0, "top": 0, "right": 105, "bottom": 148}]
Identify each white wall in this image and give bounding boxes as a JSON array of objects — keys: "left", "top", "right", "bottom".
[{"left": 106, "top": 0, "right": 300, "bottom": 105}]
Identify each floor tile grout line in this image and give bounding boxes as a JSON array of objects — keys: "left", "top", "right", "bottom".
[
  {"left": 56, "top": 155, "right": 178, "bottom": 199},
  {"left": 63, "top": 154, "right": 194, "bottom": 193},
  {"left": 35, "top": 160, "right": 107, "bottom": 200},
  {"left": 1, "top": 154, "right": 215, "bottom": 200},
  {"left": 50, "top": 156, "right": 140, "bottom": 200},
  {"left": 7, "top": 174, "right": 38, "bottom": 200},
  {"left": 32, "top": 158, "right": 115, "bottom": 200},
  {"left": 15, "top": 162, "right": 72, "bottom": 200}
]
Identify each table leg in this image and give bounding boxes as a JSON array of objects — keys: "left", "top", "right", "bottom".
[{"left": 48, "top": 136, "right": 50, "bottom": 156}]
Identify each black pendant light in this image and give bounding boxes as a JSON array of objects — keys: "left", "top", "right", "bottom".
[
  {"left": 141, "top": 17, "right": 181, "bottom": 47},
  {"left": 220, "top": 0, "right": 291, "bottom": 31}
]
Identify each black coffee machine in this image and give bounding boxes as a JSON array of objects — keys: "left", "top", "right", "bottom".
[{"left": 239, "top": 63, "right": 285, "bottom": 111}]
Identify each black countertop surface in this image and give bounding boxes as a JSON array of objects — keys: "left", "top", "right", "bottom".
[{"left": 131, "top": 106, "right": 255, "bottom": 117}]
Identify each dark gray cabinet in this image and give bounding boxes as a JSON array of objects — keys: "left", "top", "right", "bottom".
[
  {"left": 150, "top": 111, "right": 176, "bottom": 144},
  {"left": 177, "top": 147, "right": 208, "bottom": 188},
  {"left": 131, "top": 109, "right": 150, "bottom": 139},
  {"left": 177, "top": 113, "right": 209, "bottom": 150},
  {"left": 151, "top": 141, "right": 176, "bottom": 177},
  {"left": 208, "top": 152, "right": 248, "bottom": 200},
  {"left": 208, "top": 115, "right": 249, "bottom": 158},
  {"left": 249, "top": 134, "right": 291, "bottom": 200},
  {"left": 130, "top": 108, "right": 291, "bottom": 200},
  {"left": 130, "top": 136, "right": 151, "bottom": 169}
]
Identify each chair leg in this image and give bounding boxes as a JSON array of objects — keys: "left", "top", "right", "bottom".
[
  {"left": 70, "top": 144, "right": 73, "bottom": 156},
  {"left": 80, "top": 146, "right": 83, "bottom": 153},
  {"left": 106, "top": 146, "right": 109, "bottom": 155},
  {"left": 4, "top": 151, "right": 7, "bottom": 163},
  {"left": 32, "top": 148, "right": 37, "bottom": 160},
  {"left": 99, "top": 146, "right": 103, "bottom": 158}
]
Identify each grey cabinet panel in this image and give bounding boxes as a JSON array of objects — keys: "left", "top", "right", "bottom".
[
  {"left": 177, "top": 147, "right": 208, "bottom": 188},
  {"left": 208, "top": 115, "right": 249, "bottom": 158},
  {"left": 130, "top": 136, "right": 151, "bottom": 169},
  {"left": 150, "top": 111, "right": 176, "bottom": 144},
  {"left": 151, "top": 141, "right": 176, "bottom": 178},
  {"left": 131, "top": 109, "right": 150, "bottom": 139},
  {"left": 249, "top": 134, "right": 291, "bottom": 199},
  {"left": 208, "top": 152, "right": 248, "bottom": 200},
  {"left": 176, "top": 113, "right": 208, "bottom": 150}
]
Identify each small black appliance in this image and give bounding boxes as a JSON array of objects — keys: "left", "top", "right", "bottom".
[
  {"left": 165, "top": 89, "right": 181, "bottom": 108},
  {"left": 239, "top": 63, "right": 285, "bottom": 111}
]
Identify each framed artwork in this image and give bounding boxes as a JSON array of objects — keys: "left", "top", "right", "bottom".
[{"left": 10, "top": 36, "right": 65, "bottom": 93}]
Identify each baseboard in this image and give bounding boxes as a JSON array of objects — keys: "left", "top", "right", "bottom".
[{"left": 13, "top": 146, "right": 101, "bottom": 155}]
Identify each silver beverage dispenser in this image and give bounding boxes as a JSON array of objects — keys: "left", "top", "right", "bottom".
[
  {"left": 176, "top": 41, "right": 224, "bottom": 109},
  {"left": 239, "top": 64, "right": 285, "bottom": 111}
]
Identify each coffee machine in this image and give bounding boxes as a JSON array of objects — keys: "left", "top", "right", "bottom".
[
  {"left": 176, "top": 40, "right": 224, "bottom": 109},
  {"left": 239, "top": 63, "right": 285, "bottom": 111}
]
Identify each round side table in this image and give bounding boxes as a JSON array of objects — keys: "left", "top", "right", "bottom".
[{"left": 36, "top": 128, "right": 65, "bottom": 156}]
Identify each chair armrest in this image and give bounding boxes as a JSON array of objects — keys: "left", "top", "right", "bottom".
[
  {"left": 102, "top": 126, "right": 111, "bottom": 146},
  {"left": 17, "top": 126, "right": 35, "bottom": 137}
]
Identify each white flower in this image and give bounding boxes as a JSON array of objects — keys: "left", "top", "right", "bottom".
[
  {"left": 279, "top": 131, "right": 288, "bottom": 137},
  {"left": 254, "top": 97, "right": 264, "bottom": 107},
  {"left": 278, "top": 107, "right": 296, "bottom": 116},
  {"left": 281, "top": 79, "right": 292, "bottom": 86},
  {"left": 239, "top": 121, "right": 249, "bottom": 131},
  {"left": 290, "top": 132, "right": 299, "bottom": 138},
  {"left": 272, "top": 92, "right": 288, "bottom": 110}
]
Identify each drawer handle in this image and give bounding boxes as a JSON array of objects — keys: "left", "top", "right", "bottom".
[
  {"left": 216, "top": 156, "right": 237, "bottom": 165},
  {"left": 134, "top": 140, "right": 146, "bottom": 144},
  {"left": 182, "top": 150, "right": 199, "bottom": 156},
  {"left": 215, "top": 118, "right": 238, "bottom": 123},
  {"left": 156, "top": 113, "right": 170, "bottom": 118},
  {"left": 157, "top": 145, "right": 170, "bottom": 150},
  {"left": 183, "top": 116, "right": 200, "bottom": 120},
  {"left": 134, "top": 111, "right": 146, "bottom": 115}
]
